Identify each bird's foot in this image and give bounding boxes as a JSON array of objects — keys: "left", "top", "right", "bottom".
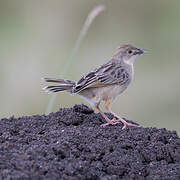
[
  {"left": 101, "top": 119, "right": 121, "bottom": 127},
  {"left": 115, "top": 118, "right": 141, "bottom": 130},
  {"left": 122, "top": 121, "right": 140, "bottom": 130},
  {"left": 101, "top": 118, "right": 140, "bottom": 129}
]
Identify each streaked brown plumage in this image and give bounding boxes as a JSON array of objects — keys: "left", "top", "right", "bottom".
[{"left": 43, "top": 44, "right": 147, "bottom": 128}]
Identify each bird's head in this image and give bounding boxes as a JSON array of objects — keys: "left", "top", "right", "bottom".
[{"left": 113, "top": 44, "right": 147, "bottom": 65}]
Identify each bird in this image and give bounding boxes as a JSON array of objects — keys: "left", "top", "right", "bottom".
[{"left": 43, "top": 44, "right": 147, "bottom": 129}]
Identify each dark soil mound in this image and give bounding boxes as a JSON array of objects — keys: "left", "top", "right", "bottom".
[{"left": 0, "top": 104, "right": 180, "bottom": 180}]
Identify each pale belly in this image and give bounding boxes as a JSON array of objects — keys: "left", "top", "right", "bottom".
[{"left": 78, "top": 83, "right": 130, "bottom": 106}]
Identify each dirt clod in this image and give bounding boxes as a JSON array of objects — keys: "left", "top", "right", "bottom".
[{"left": 0, "top": 104, "right": 180, "bottom": 179}]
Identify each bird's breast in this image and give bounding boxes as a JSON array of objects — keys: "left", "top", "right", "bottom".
[{"left": 104, "top": 83, "right": 130, "bottom": 100}]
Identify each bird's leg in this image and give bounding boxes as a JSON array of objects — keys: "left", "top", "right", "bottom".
[
  {"left": 95, "top": 105, "right": 120, "bottom": 127},
  {"left": 104, "top": 99, "right": 140, "bottom": 129}
]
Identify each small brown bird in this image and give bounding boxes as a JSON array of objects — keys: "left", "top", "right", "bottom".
[{"left": 43, "top": 44, "right": 147, "bottom": 129}]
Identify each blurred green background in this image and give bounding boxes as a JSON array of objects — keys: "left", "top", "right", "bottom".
[{"left": 0, "top": 0, "right": 180, "bottom": 134}]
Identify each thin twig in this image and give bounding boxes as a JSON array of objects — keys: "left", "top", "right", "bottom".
[{"left": 46, "top": 5, "right": 105, "bottom": 114}]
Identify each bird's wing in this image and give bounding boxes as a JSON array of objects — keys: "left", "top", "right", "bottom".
[
  {"left": 97, "top": 64, "right": 130, "bottom": 85},
  {"left": 73, "top": 62, "right": 130, "bottom": 93}
]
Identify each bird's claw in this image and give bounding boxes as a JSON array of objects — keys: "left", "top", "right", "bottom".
[
  {"left": 101, "top": 118, "right": 141, "bottom": 129},
  {"left": 101, "top": 119, "right": 121, "bottom": 127},
  {"left": 122, "top": 122, "right": 140, "bottom": 129}
]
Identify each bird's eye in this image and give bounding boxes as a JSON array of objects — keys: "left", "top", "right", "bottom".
[{"left": 128, "top": 50, "right": 133, "bottom": 54}]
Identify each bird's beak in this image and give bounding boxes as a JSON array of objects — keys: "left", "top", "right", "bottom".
[
  {"left": 133, "top": 48, "right": 147, "bottom": 55},
  {"left": 138, "top": 48, "right": 148, "bottom": 55}
]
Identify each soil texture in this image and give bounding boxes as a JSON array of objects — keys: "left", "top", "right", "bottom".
[{"left": 0, "top": 104, "right": 180, "bottom": 180}]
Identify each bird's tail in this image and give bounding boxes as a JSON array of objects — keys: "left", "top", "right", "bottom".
[{"left": 42, "top": 78, "right": 75, "bottom": 93}]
